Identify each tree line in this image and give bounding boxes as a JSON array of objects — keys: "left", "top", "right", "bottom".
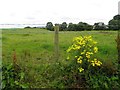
[{"left": 46, "top": 15, "right": 120, "bottom": 31}]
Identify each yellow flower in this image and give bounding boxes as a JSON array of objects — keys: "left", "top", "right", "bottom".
[
  {"left": 91, "top": 63, "right": 95, "bottom": 66},
  {"left": 88, "top": 36, "right": 92, "bottom": 41},
  {"left": 77, "top": 56, "right": 83, "bottom": 60},
  {"left": 77, "top": 60, "right": 82, "bottom": 64},
  {"left": 81, "top": 52, "right": 84, "bottom": 55},
  {"left": 99, "top": 61, "right": 102, "bottom": 65},
  {"left": 90, "top": 52, "right": 93, "bottom": 55},
  {"left": 75, "top": 45, "right": 81, "bottom": 50},
  {"left": 86, "top": 52, "right": 91, "bottom": 58},
  {"left": 83, "top": 45, "right": 85, "bottom": 47},
  {"left": 78, "top": 68, "right": 84, "bottom": 72},
  {"left": 89, "top": 39, "right": 92, "bottom": 41},
  {"left": 89, "top": 36, "right": 92, "bottom": 38},
  {"left": 81, "top": 50, "right": 86, "bottom": 55},
  {"left": 66, "top": 48, "right": 71, "bottom": 52},
  {"left": 67, "top": 56, "right": 70, "bottom": 60},
  {"left": 95, "top": 63, "right": 100, "bottom": 66},
  {"left": 93, "top": 41, "right": 97, "bottom": 44},
  {"left": 94, "top": 58, "right": 97, "bottom": 61},
  {"left": 77, "top": 57, "right": 80, "bottom": 61},
  {"left": 90, "top": 59, "right": 102, "bottom": 67},
  {"left": 79, "top": 60, "right": 82, "bottom": 64},
  {"left": 71, "top": 44, "right": 81, "bottom": 50},
  {"left": 95, "top": 60, "right": 102, "bottom": 66},
  {"left": 94, "top": 47, "right": 98, "bottom": 53},
  {"left": 86, "top": 55, "right": 90, "bottom": 58},
  {"left": 89, "top": 45, "right": 92, "bottom": 47},
  {"left": 77, "top": 56, "right": 83, "bottom": 64}
]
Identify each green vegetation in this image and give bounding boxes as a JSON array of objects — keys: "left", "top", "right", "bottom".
[
  {"left": 2, "top": 28, "right": 119, "bottom": 88},
  {"left": 2, "top": 64, "right": 28, "bottom": 89}
]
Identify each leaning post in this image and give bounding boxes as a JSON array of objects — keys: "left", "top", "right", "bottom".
[
  {"left": 117, "top": 0, "right": 120, "bottom": 65},
  {"left": 54, "top": 24, "right": 59, "bottom": 61},
  {"left": 118, "top": 31, "right": 120, "bottom": 64},
  {"left": 118, "top": 24, "right": 120, "bottom": 85},
  {"left": 118, "top": 1, "right": 120, "bottom": 84}
]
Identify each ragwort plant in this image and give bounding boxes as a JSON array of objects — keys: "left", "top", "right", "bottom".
[
  {"left": 67, "top": 36, "right": 102, "bottom": 73},
  {"left": 66, "top": 36, "right": 103, "bottom": 87}
]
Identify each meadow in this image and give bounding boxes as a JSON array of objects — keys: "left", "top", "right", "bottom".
[{"left": 2, "top": 28, "right": 119, "bottom": 88}]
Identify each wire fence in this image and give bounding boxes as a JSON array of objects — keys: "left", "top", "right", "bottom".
[{"left": 0, "top": 24, "right": 46, "bottom": 28}]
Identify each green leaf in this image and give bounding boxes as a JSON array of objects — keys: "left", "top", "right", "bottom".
[
  {"left": 104, "top": 82, "right": 108, "bottom": 88},
  {"left": 2, "top": 80, "right": 6, "bottom": 89},
  {"left": 111, "top": 76, "right": 118, "bottom": 81},
  {"left": 19, "top": 72, "right": 25, "bottom": 80},
  {"left": 20, "top": 84, "right": 29, "bottom": 88},
  {"left": 15, "top": 81, "right": 19, "bottom": 85}
]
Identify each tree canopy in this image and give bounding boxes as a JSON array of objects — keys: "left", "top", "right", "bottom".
[
  {"left": 45, "top": 15, "right": 120, "bottom": 31},
  {"left": 108, "top": 15, "right": 120, "bottom": 30},
  {"left": 46, "top": 22, "right": 54, "bottom": 31}
]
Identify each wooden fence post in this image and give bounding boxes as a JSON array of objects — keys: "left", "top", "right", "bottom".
[
  {"left": 118, "top": 31, "right": 120, "bottom": 64},
  {"left": 54, "top": 24, "right": 59, "bottom": 61},
  {"left": 0, "top": 29, "right": 1, "bottom": 88},
  {"left": 118, "top": 28, "right": 120, "bottom": 85},
  {"left": 118, "top": 1, "right": 120, "bottom": 84}
]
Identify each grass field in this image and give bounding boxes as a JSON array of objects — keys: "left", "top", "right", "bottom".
[{"left": 2, "top": 28, "right": 118, "bottom": 88}]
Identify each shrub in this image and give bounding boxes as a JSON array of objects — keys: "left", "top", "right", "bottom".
[
  {"left": 2, "top": 64, "right": 28, "bottom": 89},
  {"left": 66, "top": 36, "right": 102, "bottom": 73},
  {"left": 66, "top": 36, "right": 102, "bottom": 87}
]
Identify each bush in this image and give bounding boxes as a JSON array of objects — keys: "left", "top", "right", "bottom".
[
  {"left": 2, "top": 64, "right": 28, "bottom": 89},
  {"left": 66, "top": 36, "right": 102, "bottom": 73},
  {"left": 66, "top": 36, "right": 102, "bottom": 87}
]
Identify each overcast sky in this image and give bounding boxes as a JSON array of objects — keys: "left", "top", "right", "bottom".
[{"left": 0, "top": 0, "right": 120, "bottom": 25}]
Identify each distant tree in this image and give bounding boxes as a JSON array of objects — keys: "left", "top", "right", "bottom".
[
  {"left": 46, "top": 22, "right": 54, "bottom": 31},
  {"left": 77, "top": 22, "right": 93, "bottom": 31},
  {"left": 93, "top": 22, "right": 106, "bottom": 30},
  {"left": 85, "top": 25, "right": 93, "bottom": 31},
  {"left": 67, "top": 22, "right": 93, "bottom": 31},
  {"left": 24, "top": 26, "right": 31, "bottom": 29},
  {"left": 108, "top": 15, "right": 120, "bottom": 30},
  {"left": 67, "top": 23, "right": 77, "bottom": 31},
  {"left": 59, "top": 22, "right": 67, "bottom": 31},
  {"left": 113, "top": 15, "right": 120, "bottom": 20},
  {"left": 76, "top": 22, "right": 85, "bottom": 31},
  {"left": 108, "top": 20, "right": 119, "bottom": 30}
]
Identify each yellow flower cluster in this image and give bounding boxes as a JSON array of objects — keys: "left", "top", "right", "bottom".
[
  {"left": 86, "top": 52, "right": 93, "bottom": 59},
  {"left": 90, "top": 59, "right": 102, "bottom": 66},
  {"left": 94, "top": 47, "right": 98, "bottom": 53},
  {"left": 66, "top": 56, "right": 70, "bottom": 60},
  {"left": 66, "top": 36, "right": 102, "bottom": 73},
  {"left": 67, "top": 36, "right": 98, "bottom": 53},
  {"left": 77, "top": 56, "right": 83, "bottom": 64},
  {"left": 66, "top": 47, "right": 72, "bottom": 52},
  {"left": 78, "top": 67, "right": 84, "bottom": 72},
  {"left": 81, "top": 50, "right": 86, "bottom": 55},
  {"left": 67, "top": 44, "right": 81, "bottom": 52}
]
